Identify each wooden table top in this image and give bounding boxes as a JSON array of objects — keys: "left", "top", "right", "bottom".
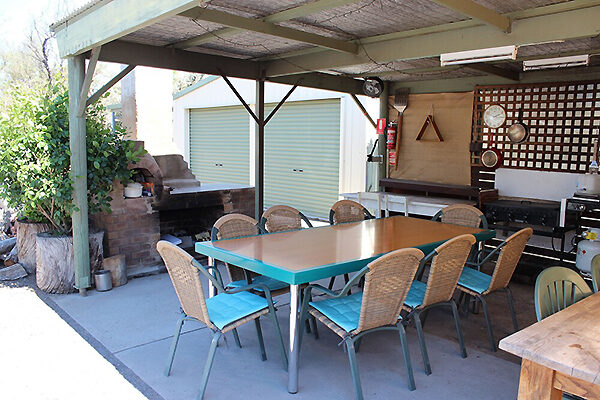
[
  {"left": 196, "top": 216, "right": 494, "bottom": 284},
  {"left": 499, "top": 292, "right": 600, "bottom": 385}
]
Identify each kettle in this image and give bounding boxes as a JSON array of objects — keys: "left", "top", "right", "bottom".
[{"left": 576, "top": 173, "right": 600, "bottom": 195}]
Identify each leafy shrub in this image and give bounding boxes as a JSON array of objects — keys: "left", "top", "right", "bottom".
[{"left": 0, "top": 82, "right": 142, "bottom": 234}]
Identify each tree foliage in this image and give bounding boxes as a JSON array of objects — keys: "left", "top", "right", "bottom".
[{"left": 0, "top": 81, "right": 143, "bottom": 234}]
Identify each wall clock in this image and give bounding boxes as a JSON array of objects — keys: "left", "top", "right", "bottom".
[{"left": 483, "top": 104, "right": 506, "bottom": 129}]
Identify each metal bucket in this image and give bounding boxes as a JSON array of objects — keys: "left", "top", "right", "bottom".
[{"left": 94, "top": 270, "right": 113, "bottom": 292}]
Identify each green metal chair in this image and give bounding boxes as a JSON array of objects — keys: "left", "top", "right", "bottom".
[
  {"left": 211, "top": 214, "right": 289, "bottom": 296},
  {"left": 403, "top": 234, "right": 476, "bottom": 375},
  {"left": 534, "top": 266, "right": 592, "bottom": 321},
  {"left": 259, "top": 204, "right": 313, "bottom": 233},
  {"left": 157, "top": 241, "right": 288, "bottom": 400},
  {"left": 592, "top": 254, "right": 600, "bottom": 293},
  {"left": 328, "top": 200, "right": 375, "bottom": 291},
  {"left": 298, "top": 247, "right": 425, "bottom": 399},
  {"left": 456, "top": 228, "right": 533, "bottom": 352}
]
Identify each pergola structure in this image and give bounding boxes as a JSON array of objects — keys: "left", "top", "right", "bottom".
[{"left": 50, "top": 0, "right": 600, "bottom": 297}]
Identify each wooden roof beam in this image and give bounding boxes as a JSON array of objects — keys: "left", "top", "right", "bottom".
[
  {"left": 265, "top": 3, "right": 600, "bottom": 76},
  {"left": 429, "top": 0, "right": 511, "bottom": 32},
  {"left": 466, "top": 63, "right": 519, "bottom": 81},
  {"left": 179, "top": 7, "right": 358, "bottom": 54},
  {"left": 173, "top": 0, "right": 362, "bottom": 49}
]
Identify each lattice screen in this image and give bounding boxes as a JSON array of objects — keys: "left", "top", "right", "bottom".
[{"left": 472, "top": 81, "right": 600, "bottom": 173}]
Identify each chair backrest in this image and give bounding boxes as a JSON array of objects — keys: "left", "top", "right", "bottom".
[
  {"left": 329, "top": 199, "right": 373, "bottom": 225},
  {"left": 487, "top": 228, "right": 533, "bottom": 293},
  {"left": 422, "top": 234, "right": 477, "bottom": 307},
  {"left": 534, "top": 266, "right": 592, "bottom": 321},
  {"left": 593, "top": 254, "right": 600, "bottom": 293},
  {"left": 357, "top": 248, "right": 424, "bottom": 333},
  {"left": 211, "top": 213, "right": 260, "bottom": 283},
  {"left": 435, "top": 204, "right": 487, "bottom": 228},
  {"left": 157, "top": 241, "right": 214, "bottom": 329},
  {"left": 260, "top": 205, "right": 311, "bottom": 233}
]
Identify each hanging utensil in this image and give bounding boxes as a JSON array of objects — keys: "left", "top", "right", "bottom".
[
  {"left": 507, "top": 106, "right": 529, "bottom": 144},
  {"left": 393, "top": 89, "right": 409, "bottom": 170},
  {"left": 481, "top": 131, "right": 502, "bottom": 169}
]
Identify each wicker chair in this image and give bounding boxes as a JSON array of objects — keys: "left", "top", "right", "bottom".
[
  {"left": 431, "top": 204, "right": 488, "bottom": 229},
  {"left": 329, "top": 199, "right": 375, "bottom": 225},
  {"left": 298, "top": 248, "right": 425, "bottom": 399},
  {"left": 403, "top": 234, "right": 476, "bottom": 375},
  {"left": 157, "top": 241, "right": 287, "bottom": 400},
  {"left": 259, "top": 205, "right": 313, "bottom": 233},
  {"left": 456, "top": 228, "right": 533, "bottom": 351},
  {"left": 211, "top": 214, "right": 289, "bottom": 297},
  {"left": 328, "top": 200, "right": 375, "bottom": 291}
]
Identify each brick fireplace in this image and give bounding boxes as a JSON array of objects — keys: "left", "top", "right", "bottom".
[{"left": 92, "top": 144, "right": 254, "bottom": 275}]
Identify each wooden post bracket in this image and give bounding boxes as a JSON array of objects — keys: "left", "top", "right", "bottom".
[{"left": 416, "top": 114, "right": 444, "bottom": 142}]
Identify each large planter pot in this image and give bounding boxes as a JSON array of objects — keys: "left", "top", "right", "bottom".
[
  {"left": 35, "top": 231, "right": 104, "bottom": 294},
  {"left": 16, "top": 220, "right": 52, "bottom": 274}
]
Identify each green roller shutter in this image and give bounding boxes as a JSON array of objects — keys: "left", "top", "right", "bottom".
[
  {"left": 264, "top": 99, "right": 340, "bottom": 219},
  {"left": 189, "top": 106, "right": 250, "bottom": 185}
]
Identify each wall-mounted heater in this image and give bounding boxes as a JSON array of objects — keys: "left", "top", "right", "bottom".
[
  {"left": 440, "top": 45, "right": 517, "bottom": 66},
  {"left": 523, "top": 55, "right": 589, "bottom": 71}
]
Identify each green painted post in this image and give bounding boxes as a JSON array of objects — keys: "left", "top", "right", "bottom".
[
  {"left": 68, "top": 55, "right": 91, "bottom": 295},
  {"left": 255, "top": 79, "right": 265, "bottom": 219},
  {"left": 377, "top": 82, "right": 389, "bottom": 191}
]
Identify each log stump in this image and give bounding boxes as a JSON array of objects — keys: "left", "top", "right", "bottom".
[
  {"left": 36, "top": 231, "right": 104, "bottom": 294},
  {"left": 103, "top": 254, "right": 127, "bottom": 287},
  {"left": 16, "top": 220, "right": 51, "bottom": 274}
]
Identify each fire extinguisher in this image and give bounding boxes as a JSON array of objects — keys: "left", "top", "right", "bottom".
[{"left": 386, "top": 122, "right": 397, "bottom": 149}]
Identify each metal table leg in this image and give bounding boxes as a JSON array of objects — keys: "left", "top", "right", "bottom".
[
  {"left": 207, "top": 257, "right": 216, "bottom": 298},
  {"left": 288, "top": 284, "right": 300, "bottom": 393}
]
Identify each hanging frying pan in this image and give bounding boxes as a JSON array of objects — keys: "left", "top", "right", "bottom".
[
  {"left": 507, "top": 106, "right": 529, "bottom": 144},
  {"left": 481, "top": 132, "right": 502, "bottom": 169}
]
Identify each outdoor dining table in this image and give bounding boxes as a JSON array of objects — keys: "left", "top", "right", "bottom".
[
  {"left": 195, "top": 215, "right": 495, "bottom": 394},
  {"left": 499, "top": 292, "right": 600, "bottom": 399}
]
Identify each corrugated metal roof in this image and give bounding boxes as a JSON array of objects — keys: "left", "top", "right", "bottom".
[{"left": 50, "top": 0, "right": 113, "bottom": 30}]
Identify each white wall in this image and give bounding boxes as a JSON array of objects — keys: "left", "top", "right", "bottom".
[
  {"left": 121, "top": 66, "right": 176, "bottom": 155},
  {"left": 172, "top": 77, "right": 377, "bottom": 194}
]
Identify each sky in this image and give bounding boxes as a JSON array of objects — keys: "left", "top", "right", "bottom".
[{"left": 0, "top": 0, "right": 89, "bottom": 50}]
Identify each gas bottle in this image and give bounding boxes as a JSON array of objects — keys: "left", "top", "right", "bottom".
[{"left": 576, "top": 228, "right": 600, "bottom": 274}]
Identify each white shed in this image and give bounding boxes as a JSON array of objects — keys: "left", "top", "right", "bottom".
[{"left": 172, "top": 76, "right": 377, "bottom": 219}]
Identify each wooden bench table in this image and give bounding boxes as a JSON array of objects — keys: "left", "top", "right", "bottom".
[{"left": 499, "top": 292, "right": 600, "bottom": 399}]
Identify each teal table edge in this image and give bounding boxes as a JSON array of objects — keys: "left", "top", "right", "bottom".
[{"left": 195, "top": 229, "right": 496, "bottom": 285}]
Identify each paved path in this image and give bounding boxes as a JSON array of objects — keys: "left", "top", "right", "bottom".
[{"left": 0, "top": 284, "right": 147, "bottom": 400}]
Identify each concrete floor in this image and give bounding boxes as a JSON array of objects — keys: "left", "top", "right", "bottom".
[{"left": 47, "top": 270, "right": 522, "bottom": 400}]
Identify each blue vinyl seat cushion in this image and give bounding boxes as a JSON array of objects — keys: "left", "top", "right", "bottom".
[
  {"left": 227, "top": 275, "right": 289, "bottom": 292},
  {"left": 458, "top": 267, "right": 492, "bottom": 294},
  {"left": 206, "top": 291, "right": 269, "bottom": 330},
  {"left": 310, "top": 292, "right": 363, "bottom": 332},
  {"left": 404, "top": 280, "right": 427, "bottom": 309}
]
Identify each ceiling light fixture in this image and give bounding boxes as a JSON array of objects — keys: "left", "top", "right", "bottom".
[
  {"left": 440, "top": 45, "right": 517, "bottom": 66},
  {"left": 523, "top": 55, "right": 589, "bottom": 71}
]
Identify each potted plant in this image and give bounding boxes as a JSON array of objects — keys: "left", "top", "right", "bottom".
[{"left": 0, "top": 82, "right": 142, "bottom": 293}]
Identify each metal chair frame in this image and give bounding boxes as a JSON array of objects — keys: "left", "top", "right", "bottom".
[
  {"left": 158, "top": 242, "right": 288, "bottom": 400},
  {"left": 404, "top": 249, "right": 468, "bottom": 376},
  {"left": 456, "top": 228, "right": 532, "bottom": 352},
  {"left": 328, "top": 200, "right": 375, "bottom": 291},
  {"left": 298, "top": 263, "right": 418, "bottom": 400}
]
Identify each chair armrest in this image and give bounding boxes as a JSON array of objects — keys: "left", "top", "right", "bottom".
[
  {"left": 226, "top": 283, "right": 277, "bottom": 311},
  {"left": 469, "top": 239, "right": 507, "bottom": 268},
  {"left": 299, "top": 212, "right": 313, "bottom": 228},
  {"left": 192, "top": 259, "right": 226, "bottom": 293}
]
